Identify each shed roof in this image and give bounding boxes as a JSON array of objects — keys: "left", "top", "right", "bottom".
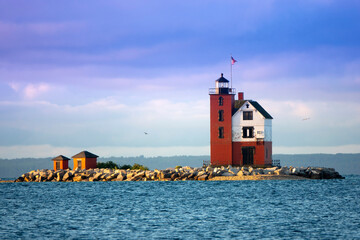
[
  {"left": 72, "top": 151, "right": 99, "bottom": 158},
  {"left": 52, "top": 155, "right": 70, "bottom": 161},
  {"left": 233, "top": 100, "right": 273, "bottom": 119}
]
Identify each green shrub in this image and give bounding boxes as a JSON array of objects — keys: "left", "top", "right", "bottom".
[
  {"left": 131, "top": 163, "right": 149, "bottom": 171},
  {"left": 96, "top": 162, "right": 148, "bottom": 170},
  {"left": 175, "top": 165, "right": 182, "bottom": 169},
  {"left": 97, "top": 161, "right": 119, "bottom": 169},
  {"left": 119, "top": 164, "right": 132, "bottom": 170}
]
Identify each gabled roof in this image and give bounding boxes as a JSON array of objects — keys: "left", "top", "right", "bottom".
[
  {"left": 233, "top": 100, "right": 273, "bottom": 119},
  {"left": 52, "top": 155, "right": 70, "bottom": 161},
  {"left": 216, "top": 73, "right": 229, "bottom": 83},
  {"left": 72, "top": 151, "right": 99, "bottom": 158}
]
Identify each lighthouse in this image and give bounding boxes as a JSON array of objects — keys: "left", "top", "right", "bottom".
[{"left": 209, "top": 73, "right": 273, "bottom": 166}]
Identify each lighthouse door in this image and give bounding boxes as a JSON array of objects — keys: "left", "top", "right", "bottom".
[{"left": 242, "top": 147, "right": 254, "bottom": 165}]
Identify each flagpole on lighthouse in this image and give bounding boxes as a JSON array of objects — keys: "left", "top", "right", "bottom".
[
  {"left": 230, "top": 55, "right": 233, "bottom": 89},
  {"left": 230, "top": 56, "right": 237, "bottom": 92}
]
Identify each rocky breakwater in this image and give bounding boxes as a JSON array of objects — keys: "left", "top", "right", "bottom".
[{"left": 14, "top": 165, "right": 343, "bottom": 182}]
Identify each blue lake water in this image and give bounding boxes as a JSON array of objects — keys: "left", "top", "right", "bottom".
[{"left": 1, "top": 176, "right": 360, "bottom": 239}]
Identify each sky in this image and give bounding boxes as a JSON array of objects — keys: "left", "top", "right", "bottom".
[{"left": 0, "top": 0, "right": 360, "bottom": 158}]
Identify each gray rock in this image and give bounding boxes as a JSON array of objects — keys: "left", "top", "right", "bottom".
[
  {"left": 62, "top": 171, "right": 73, "bottom": 181},
  {"left": 236, "top": 171, "right": 244, "bottom": 176},
  {"left": 221, "top": 172, "right": 235, "bottom": 177},
  {"left": 93, "top": 172, "right": 103, "bottom": 181},
  {"left": 47, "top": 172, "right": 55, "bottom": 181},
  {"left": 198, "top": 175, "right": 208, "bottom": 181},
  {"left": 228, "top": 167, "right": 239, "bottom": 175}
]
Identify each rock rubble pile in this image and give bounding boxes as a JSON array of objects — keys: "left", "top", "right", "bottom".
[{"left": 14, "top": 165, "right": 343, "bottom": 182}]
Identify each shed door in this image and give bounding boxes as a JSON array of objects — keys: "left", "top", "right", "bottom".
[
  {"left": 77, "top": 160, "right": 82, "bottom": 169},
  {"left": 56, "top": 161, "right": 60, "bottom": 170},
  {"left": 242, "top": 147, "right": 254, "bottom": 165}
]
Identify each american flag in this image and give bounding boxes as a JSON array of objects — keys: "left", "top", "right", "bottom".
[{"left": 231, "top": 56, "right": 237, "bottom": 65}]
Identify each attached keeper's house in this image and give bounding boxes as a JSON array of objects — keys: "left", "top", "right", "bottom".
[
  {"left": 209, "top": 73, "right": 273, "bottom": 167},
  {"left": 72, "top": 150, "right": 98, "bottom": 170}
]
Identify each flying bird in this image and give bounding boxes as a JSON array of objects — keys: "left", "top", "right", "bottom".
[{"left": 144, "top": 132, "right": 149, "bottom": 135}]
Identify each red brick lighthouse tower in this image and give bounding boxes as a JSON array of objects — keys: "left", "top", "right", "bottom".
[
  {"left": 209, "top": 73, "right": 236, "bottom": 166},
  {"left": 209, "top": 73, "right": 273, "bottom": 166}
]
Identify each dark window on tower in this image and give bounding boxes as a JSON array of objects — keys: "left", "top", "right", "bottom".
[
  {"left": 218, "top": 97, "right": 223, "bottom": 106},
  {"left": 242, "top": 127, "right": 254, "bottom": 138},
  {"left": 218, "top": 110, "right": 224, "bottom": 121},
  {"left": 218, "top": 127, "right": 224, "bottom": 138},
  {"left": 56, "top": 161, "right": 60, "bottom": 170},
  {"left": 243, "top": 111, "right": 253, "bottom": 120},
  {"left": 266, "top": 148, "right": 268, "bottom": 159}
]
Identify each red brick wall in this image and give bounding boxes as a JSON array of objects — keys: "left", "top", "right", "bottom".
[
  {"left": 210, "top": 94, "right": 234, "bottom": 166},
  {"left": 264, "top": 141, "right": 272, "bottom": 165},
  {"left": 232, "top": 141, "right": 272, "bottom": 166}
]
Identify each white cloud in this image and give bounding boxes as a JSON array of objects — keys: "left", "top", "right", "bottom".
[
  {"left": 8, "top": 82, "right": 21, "bottom": 92},
  {"left": 23, "top": 83, "right": 51, "bottom": 99},
  {"left": 7, "top": 82, "right": 53, "bottom": 100}
]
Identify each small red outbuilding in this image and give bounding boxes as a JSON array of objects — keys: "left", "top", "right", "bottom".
[
  {"left": 52, "top": 155, "right": 70, "bottom": 171},
  {"left": 72, "top": 150, "right": 98, "bottom": 170}
]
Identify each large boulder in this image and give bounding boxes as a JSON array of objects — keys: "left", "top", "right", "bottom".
[
  {"left": 116, "top": 174, "right": 126, "bottom": 181},
  {"left": 206, "top": 166, "right": 214, "bottom": 172},
  {"left": 72, "top": 176, "right": 83, "bottom": 182},
  {"left": 274, "top": 167, "right": 290, "bottom": 175},
  {"left": 92, "top": 172, "right": 103, "bottom": 181},
  {"left": 62, "top": 171, "right": 73, "bottom": 181},
  {"left": 221, "top": 172, "right": 235, "bottom": 177},
  {"left": 322, "top": 168, "right": 344, "bottom": 179},
  {"left": 198, "top": 174, "right": 208, "bottom": 181},
  {"left": 228, "top": 167, "right": 239, "bottom": 175},
  {"left": 47, "top": 172, "right": 55, "bottom": 181},
  {"left": 106, "top": 173, "right": 119, "bottom": 181},
  {"left": 237, "top": 171, "right": 244, "bottom": 176},
  {"left": 56, "top": 171, "right": 65, "bottom": 181},
  {"left": 15, "top": 177, "right": 24, "bottom": 182}
]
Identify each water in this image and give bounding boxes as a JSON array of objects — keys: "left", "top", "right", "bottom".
[{"left": 1, "top": 176, "right": 360, "bottom": 239}]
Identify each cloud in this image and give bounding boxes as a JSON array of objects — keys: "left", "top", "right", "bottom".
[
  {"left": 23, "top": 83, "right": 51, "bottom": 99},
  {"left": 7, "top": 82, "right": 52, "bottom": 100},
  {"left": 0, "top": 21, "right": 84, "bottom": 36},
  {"left": 8, "top": 82, "right": 21, "bottom": 92}
]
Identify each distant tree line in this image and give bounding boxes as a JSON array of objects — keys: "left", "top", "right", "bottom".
[{"left": 96, "top": 161, "right": 149, "bottom": 170}]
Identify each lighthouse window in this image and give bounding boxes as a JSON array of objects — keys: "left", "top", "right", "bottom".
[
  {"left": 243, "top": 111, "right": 253, "bottom": 120},
  {"left": 242, "top": 127, "right": 254, "bottom": 138},
  {"left": 218, "top": 97, "right": 223, "bottom": 106},
  {"left": 266, "top": 148, "right": 268, "bottom": 159},
  {"left": 218, "top": 110, "right": 224, "bottom": 121},
  {"left": 218, "top": 127, "right": 224, "bottom": 138}
]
